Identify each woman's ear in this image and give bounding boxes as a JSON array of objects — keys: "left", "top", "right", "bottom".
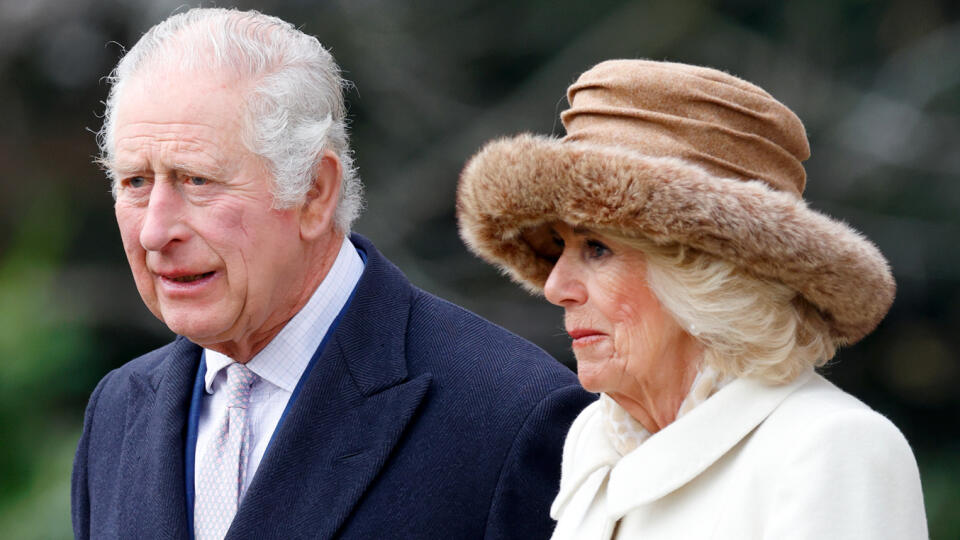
[{"left": 300, "top": 150, "right": 342, "bottom": 241}]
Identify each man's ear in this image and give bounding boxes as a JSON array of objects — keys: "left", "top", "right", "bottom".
[{"left": 299, "top": 150, "right": 342, "bottom": 241}]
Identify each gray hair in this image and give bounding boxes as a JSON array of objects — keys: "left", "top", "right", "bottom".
[{"left": 97, "top": 7, "right": 363, "bottom": 232}]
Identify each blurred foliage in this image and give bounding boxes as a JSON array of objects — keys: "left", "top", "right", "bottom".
[{"left": 0, "top": 0, "right": 957, "bottom": 537}]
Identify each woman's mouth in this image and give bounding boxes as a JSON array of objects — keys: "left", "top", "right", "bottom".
[{"left": 568, "top": 329, "right": 607, "bottom": 346}]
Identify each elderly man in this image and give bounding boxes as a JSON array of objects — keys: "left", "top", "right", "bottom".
[{"left": 71, "top": 8, "right": 592, "bottom": 539}]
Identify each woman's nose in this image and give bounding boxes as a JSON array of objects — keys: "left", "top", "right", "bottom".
[{"left": 544, "top": 254, "right": 587, "bottom": 307}]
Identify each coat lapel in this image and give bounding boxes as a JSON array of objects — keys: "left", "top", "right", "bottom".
[
  {"left": 117, "top": 336, "right": 201, "bottom": 538},
  {"left": 228, "top": 235, "right": 432, "bottom": 539},
  {"left": 604, "top": 370, "right": 815, "bottom": 517}
]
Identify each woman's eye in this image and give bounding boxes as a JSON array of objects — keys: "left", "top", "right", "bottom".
[
  {"left": 551, "top": 234, "right": 565, "bottom": 249},
  {"left": 586, "top": 239, "right": 611, "bottom": 259},
  {"left": 188, "top": 176, "right": 208, "bottom": 186}
]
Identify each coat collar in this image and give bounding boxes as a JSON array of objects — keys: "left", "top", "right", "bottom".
[
  {"left": 227, "top": 234, "right": 431, "bottom": 538},
  {"left": 118, "top": 335, "right": 201, "bottom": 538},
  {"left": 117, "top": 234, "right": 431, "bottom": 539},
  {"left": 553, "top": 370, "right": 814, "bottom": 520}
]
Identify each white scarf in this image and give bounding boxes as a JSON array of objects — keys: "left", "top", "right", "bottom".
[{"left": 600, "top": 365, "right": 731, "bottom": 456}]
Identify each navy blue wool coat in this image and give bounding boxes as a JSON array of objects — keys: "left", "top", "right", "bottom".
[{"left": 72, "top": 234, "right": 595, "bottom": 539}]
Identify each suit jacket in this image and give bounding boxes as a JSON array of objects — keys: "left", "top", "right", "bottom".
[
  {"left": 551, "top": 370, "right": 928, "bottom": 539},
  {"left": 72, "top": 234, "right": 595, "bottom": 539}
]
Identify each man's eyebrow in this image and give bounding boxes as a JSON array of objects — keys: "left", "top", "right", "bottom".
[
  {"left": 107, "top": 161, "right": 143, "bottom": 175},
  {"left": 107, "top": 161, "right": 227, "bottom": 178},
  {"left": 170, "top": 161, "right": 226, "bottom": 178}
]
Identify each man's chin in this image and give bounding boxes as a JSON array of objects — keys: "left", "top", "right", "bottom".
[{"left": 159, "top": 313, "right": 232, "bottom": 344}]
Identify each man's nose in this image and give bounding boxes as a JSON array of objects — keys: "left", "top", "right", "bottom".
[
  {"left": 543, "top": 254, "right": 587, "bottom": 307},
  {"left": 140, "top": 182, "right": 188, "bottom": 252}
]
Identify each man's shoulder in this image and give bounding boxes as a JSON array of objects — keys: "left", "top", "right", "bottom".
[
  {"left": 354, "top": 234, "right": 573, "bottom": 379},
  {"left": 352, "top": 234, "right": 586, "bottom": 406},
  {"left": 406, "top": 287, "right": 580, "bottom": 392},
  {"left": 410, "top": 289, "right": 554, "bottom": 358}
]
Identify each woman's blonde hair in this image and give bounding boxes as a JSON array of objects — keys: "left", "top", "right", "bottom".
[{"left": 608, "top": 232, "right": 837, "bottom": 384}]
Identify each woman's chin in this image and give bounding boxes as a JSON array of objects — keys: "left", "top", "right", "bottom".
[
  {"left": 573, "top": 345, "right": 617, "bottom": 389},
  {"left": 575, "top": 365, "right": 612, "bottom": 394}
]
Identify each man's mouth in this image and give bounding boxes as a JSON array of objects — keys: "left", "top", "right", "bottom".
[{"left": 166, "top": 271, "right": 215, "bottom": 283}]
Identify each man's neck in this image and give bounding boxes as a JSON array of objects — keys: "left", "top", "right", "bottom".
[{"left": 203, "top": 233, "right": 348, "bottom": 363}]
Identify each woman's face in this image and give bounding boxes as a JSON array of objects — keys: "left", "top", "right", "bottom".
[{"left": 543, "top": 223, "right": 696, "bottom": 398}]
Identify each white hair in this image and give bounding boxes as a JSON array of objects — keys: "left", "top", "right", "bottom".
[
  {"left": 611, "top": 234, "right": 837, "bottom": 384},
  {"left": 97, "top": 7, "right": 363, "bottom": 232}
]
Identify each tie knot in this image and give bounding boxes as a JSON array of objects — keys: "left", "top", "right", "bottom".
[{"left": 225, "top": 362, "right": 256, "bottom": 409}]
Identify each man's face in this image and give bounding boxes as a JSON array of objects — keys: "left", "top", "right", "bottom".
[{"left": 111, "top": 69, "right": 310, "bottom": 350}]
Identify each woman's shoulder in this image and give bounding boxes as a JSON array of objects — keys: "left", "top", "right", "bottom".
[
  {"left": 764, "top": 372, "right": 907, "bottom": 441},
  {"left": 750, "top": 373, "right": 928, "bottom": 538},
  {"left": 753, "top": 372, "right": 920, "bottom": 475}
]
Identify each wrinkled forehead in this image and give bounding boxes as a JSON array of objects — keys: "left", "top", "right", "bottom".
[
  {"left": 107, "top": 70, "right": 260, "bottom": 179},
  {"left": 120, "top": 58, "right": 251, "bottom": 103},
  {"left": 115, "top": 69, "right": 244, "bottom": 124},
  {"left": 109, "top": 64, "right": 254, "bottom": 147},
  {"left": 110, "top": 24, "right": 258, "bottom": 129}
]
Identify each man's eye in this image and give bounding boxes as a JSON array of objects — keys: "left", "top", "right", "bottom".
[
  {"left": 127, "top": 176, "right": 146, "bottom": 188},
  {"left": 188, "top": 176, "right": 208, "bottom": 186}
]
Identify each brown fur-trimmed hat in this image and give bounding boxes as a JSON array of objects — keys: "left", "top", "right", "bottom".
[{"left": 456, "top": 59, "right": 895, "bottom": 345}]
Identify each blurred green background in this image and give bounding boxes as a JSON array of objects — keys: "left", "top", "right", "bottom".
[{"left": 1, "top": 0, "right": 958, "bottom": 537}]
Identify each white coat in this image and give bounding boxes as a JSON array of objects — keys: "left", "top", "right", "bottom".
[{"left": 550, "top": 370, "right": 928, "bottom": 539}]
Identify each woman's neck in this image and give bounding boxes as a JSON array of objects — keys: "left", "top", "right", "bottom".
[{"left": 609, "top": 338, "right": 703, "bottom": 433}]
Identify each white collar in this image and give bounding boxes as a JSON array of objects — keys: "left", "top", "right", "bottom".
[
  {"left": 552, "top": 369, "right": 814, "bottom": 520},
  {"left": 203, "top": 236, "right": 364, "bottom": 393}
]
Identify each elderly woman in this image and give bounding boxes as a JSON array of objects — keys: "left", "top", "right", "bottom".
[{"left": 456, "top": 60, "right": 928, "bottom": 539}]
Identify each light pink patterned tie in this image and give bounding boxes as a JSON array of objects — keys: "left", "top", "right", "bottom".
[{"left": 194, "top": 362, "right": 257, "bottom": 540}]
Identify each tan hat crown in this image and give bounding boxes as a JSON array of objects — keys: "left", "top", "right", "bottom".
[{"left": 561, "top": 60, "right": 810, "bottom": 197}]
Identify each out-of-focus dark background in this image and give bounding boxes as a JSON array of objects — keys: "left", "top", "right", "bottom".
[{"left": 1, "top": 0, "right": 957, "bottom": 537}]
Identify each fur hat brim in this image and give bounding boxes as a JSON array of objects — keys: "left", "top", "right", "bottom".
[{"left": 457, "top": 134, "right": 895, "bottom": 345}]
